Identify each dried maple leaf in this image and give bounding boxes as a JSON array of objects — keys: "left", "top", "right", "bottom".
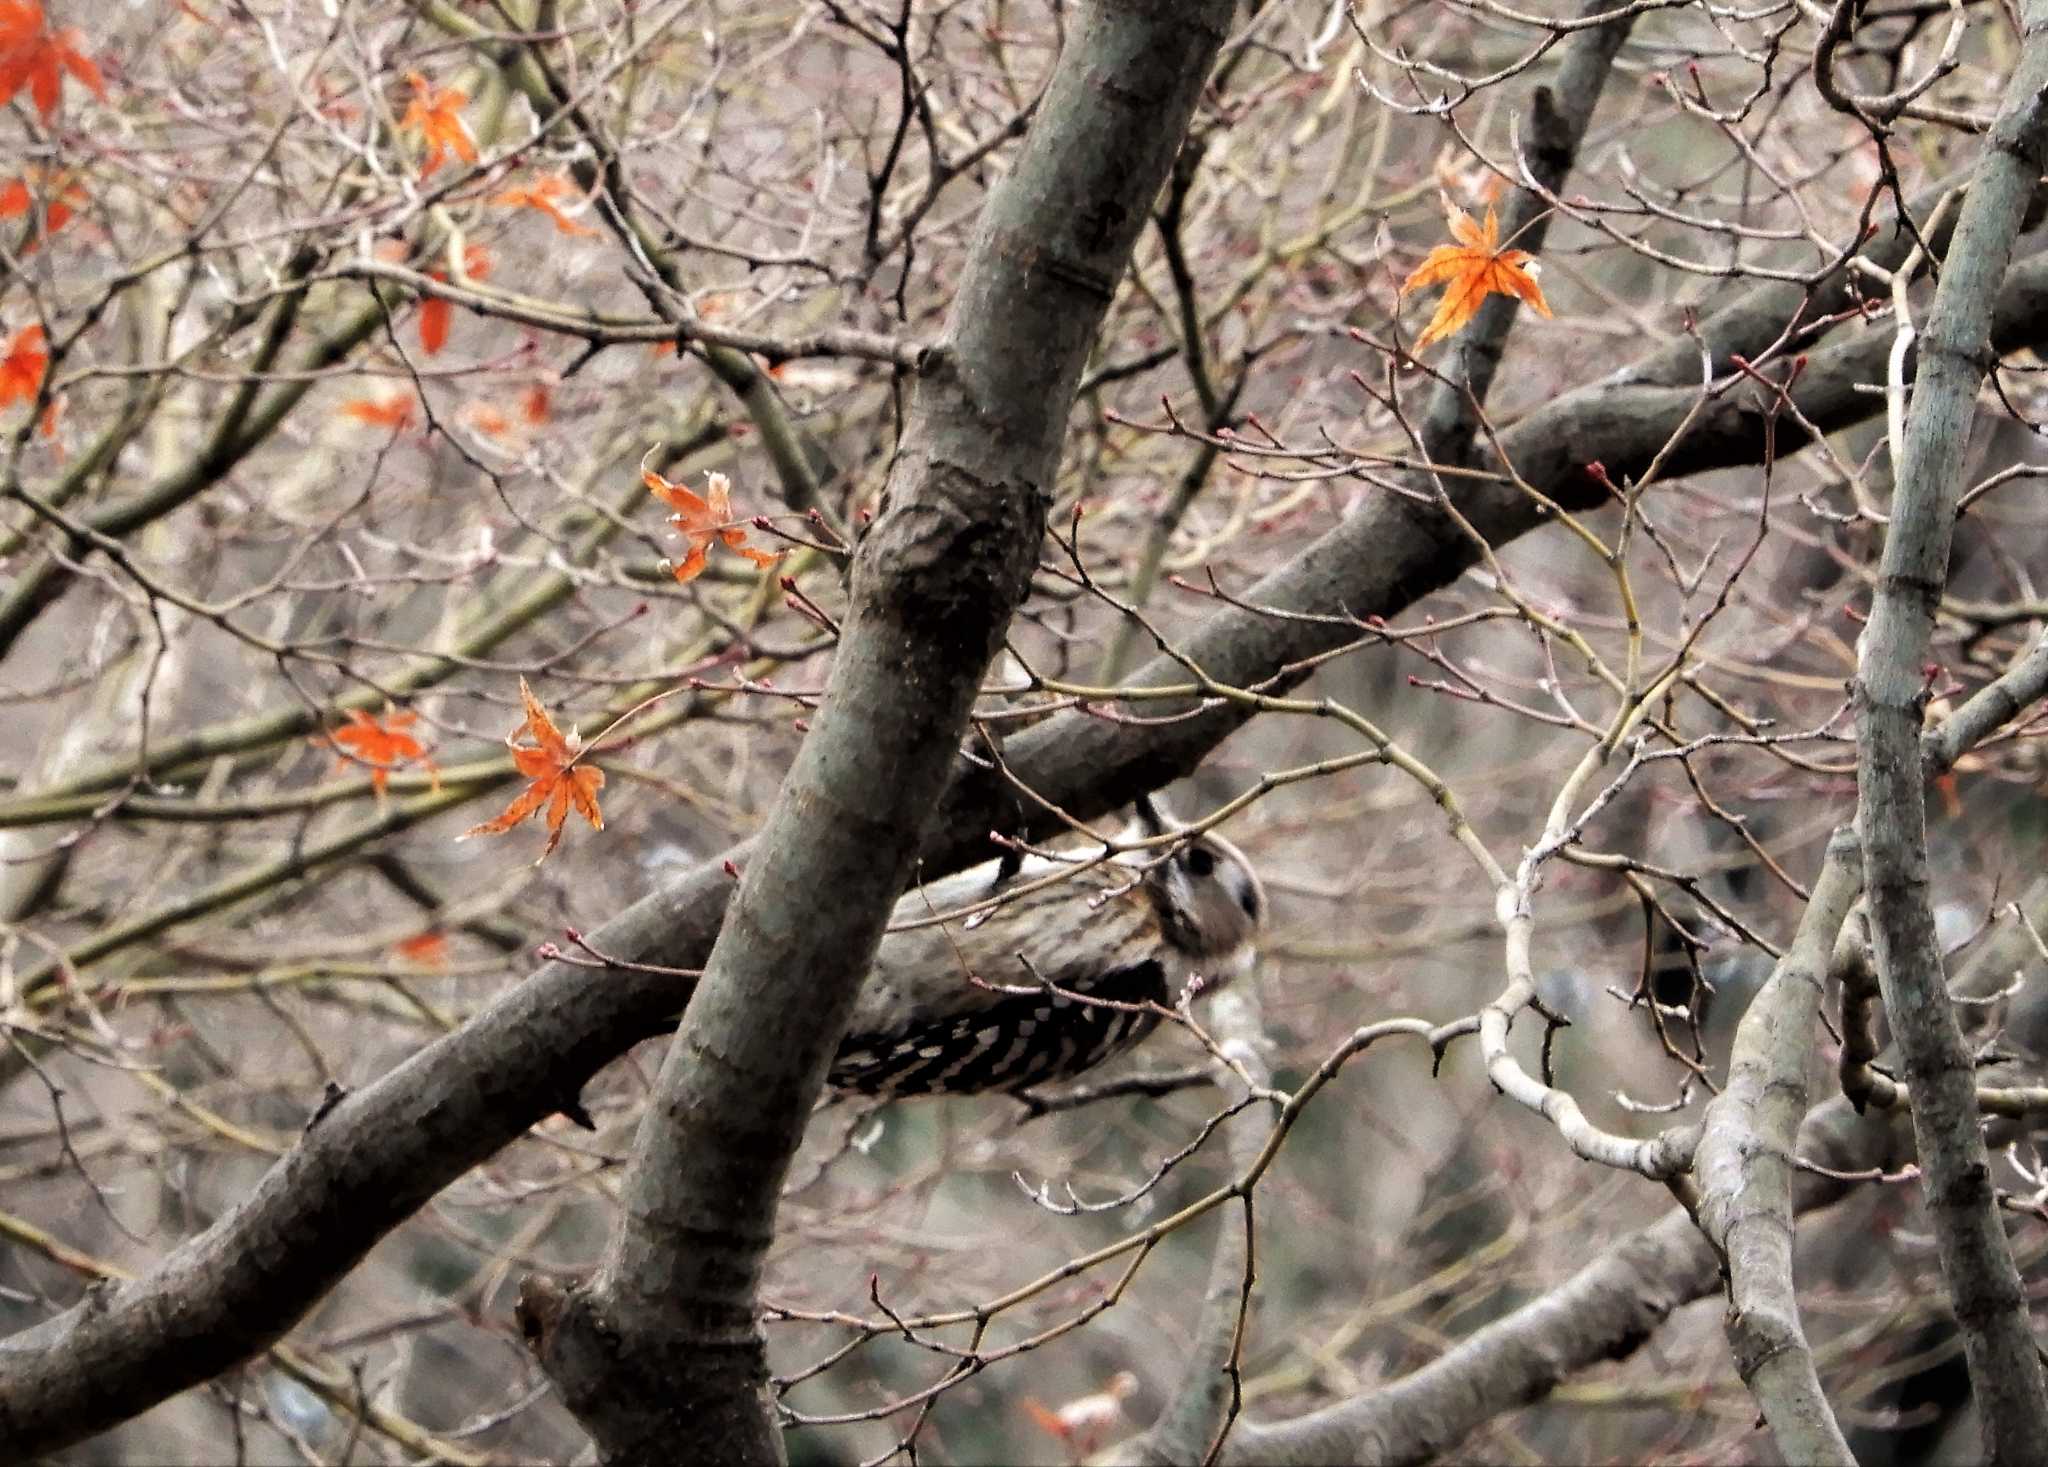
[
  {"left": 0, "top": 322, "right": 47, "bottom": 408},
  {"left": 0, "top": 167, "right": 85, "bottom": 248},
  {"left": 400, "top": 71, "right": 476, "bottom": 177},
  {"left": 644, "top": 465, "right": 784, "bottom": 584},
  {"left": 464, "top": 401, "right": 514, "bottom": 439},
  {"left": 323, "top": 706, "right": 437, "bottom": 793},
  {"left": 339, "top": 392, "right": 416, "bottom": 431},
  {"left": 460, "top": 678, "right": 605, "bottom": 861},
  {"left": 418, "top": 291, "right": 452, "bottom": 357},
  {"left": 1399, "top": 204, "right": 1551, "bottom": 350},
  {"left": 1932, "top": 768, "right": 1963, "bottom": 819},
  {"left": 393, "top": 930, "right": 450, "bottom": 968},
  {"left": 490, "top": 172, "right": 598, "bottom": 236},
  {"left": 419, "top": 243, "right": 492, "bottom": 356},
  {"left": 0, "top": 1, "right": 104, "bottom": 120}
]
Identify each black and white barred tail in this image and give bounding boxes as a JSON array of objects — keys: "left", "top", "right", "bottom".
[{"left": 828, "top": 799, "right": 1263, "bottom": 1097}]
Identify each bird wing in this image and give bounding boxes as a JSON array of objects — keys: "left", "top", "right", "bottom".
[{"left": 843, "top": 862, "right": 1160, "bottom": 1037}]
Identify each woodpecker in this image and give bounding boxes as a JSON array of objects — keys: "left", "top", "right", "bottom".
[{"left": 827, "top": 797, "right": 1265, "bottom": 1097}]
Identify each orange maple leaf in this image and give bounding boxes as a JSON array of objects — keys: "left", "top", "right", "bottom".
[
  {"left": 1932, "top": 768, "right": 1963, "bottom": 819},
  {"left": 0, "top": 1, "right": 105, "bottom": 121},
  {"left": 400, "top": 71, "right": 476, "bottom": 177},
  {"left": 464, "top": 401, "right": 514, "bottom": 439},
  {"left": 323, "top": 706, "right": 437, "bottom": 794},
  {"left": 419, "top": 242, "right": 492, "bottom": 356},
  {"left": 393, "top": 930, "right": 450, "bottom": 967},
  {"left": 418, "top": 292, "right": 452, "bottom": 357},
  {"left": 1399, "top": 204, "right": 1551, "bottom": 350},
  {"left": 644, "top": 464, "right": 784, "bottom": 584},
  {"left": 0, "top": 167, "right": 85, "bottom": 248},
  {"left": 460, "top": 678, "right": 605, "bottom": 861},
  {"left": 0, "top": 322, "right": 47, "bottom": 408},
  {"left": 339, "top": 392, "right": 416, "bottom": 431},
  {"left": 490, "top": 172, "right": 598, "bottom": 236}
]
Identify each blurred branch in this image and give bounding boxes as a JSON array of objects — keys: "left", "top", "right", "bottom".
[
  {"left": 25, "top": 74, "right": 2048, "bottom": 1464},
  {"left": 1414, "top": 4, "right": 1634, "bottom": 471},
  {"left": 1016, "top": 1065, "right": 1218, "bottom": 1119},
  {"left": 1921, "top": 627, "right": 2048, "bottom": 776},
  {"left": 926, "top": 238, "right": 2048, "bottom": 866},
  {"left": 421, "top": 0, "right": 845, "bottom": 523},
  {"left": 334, "top": 257, "right": 923, "bottom": 366},
  {"left": 0, "top": 292, "right": 384, "bottom": 661},
  {"left": 0, "top": 1205, "right": 488, "bottom": 1465},
  {"left": 1106, "top": 985, "right": 1272, "bottom": 1466},
  {"left": 1209, "top": 1086, "right": 1915, "bottom": 1467},
  {"left": 0, "top": 418, "right": 726, "bottom": 818}
]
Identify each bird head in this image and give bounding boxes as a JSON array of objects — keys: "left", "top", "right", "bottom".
[{"left": 1126, "top": 795, "right": 1265, "bottom": 972}]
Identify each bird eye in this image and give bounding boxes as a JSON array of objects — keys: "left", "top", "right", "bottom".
[{"left": 1185, "top": 846, "right": 1216, "bottom": 877}]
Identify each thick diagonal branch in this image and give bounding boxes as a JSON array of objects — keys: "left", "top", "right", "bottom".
[
  {"left": 510, "top": 5, "right": 1238, "bottom": 1461},
  {"left": 16, "top": 170, "right": 2048, "bottom": 1467}
]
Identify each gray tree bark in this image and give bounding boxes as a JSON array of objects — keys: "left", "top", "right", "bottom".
[
  {"left": 1852, "top": 3, "right": 2048, "bottom": 1459},
  {"left": 1694, "top": 833, "right": 1863, "bottom": 1466},
  {"left": 512, "top": 4, "right": 1237, "bottom": 1460},
  {"left": 15, "top": 63, "right": 2048, "bottom": 1465},
  {"left": 1209, "top": 1086, "right": 1919, "bottom": 1467}
]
